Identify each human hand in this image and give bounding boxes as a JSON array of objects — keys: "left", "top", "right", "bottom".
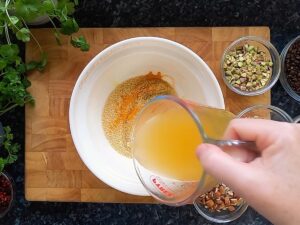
[{"left": 196, "top": 119, "right": 300, "bottom": 225}]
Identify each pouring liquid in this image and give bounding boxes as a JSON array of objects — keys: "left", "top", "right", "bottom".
[{"left": 134, "top": 100, "right": 235, "bottom": 182}]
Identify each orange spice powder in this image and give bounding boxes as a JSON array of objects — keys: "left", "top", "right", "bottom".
[{"left": 102, "top": 72, "right": 177, "bottom": 157}]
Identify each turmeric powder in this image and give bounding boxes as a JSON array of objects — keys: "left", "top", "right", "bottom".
[{"left": 102, "top": 72, "right": 177, "bottom": 157}]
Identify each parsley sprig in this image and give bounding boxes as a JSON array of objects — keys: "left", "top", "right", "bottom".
[
  {"left": 0, "top": 44, "right": 45, "bottom": 116},
  {"left": 0, "top": 1, "right": 88, "bottom": 173},
  {"left": 0, "top": 126, "right": 19, "bottom": 173},
  {"left": 0, "top": 0, "right": 89, "bottom": 51},
  {"left": 0, "top": 1, "right": 88, "bottom": 116}
]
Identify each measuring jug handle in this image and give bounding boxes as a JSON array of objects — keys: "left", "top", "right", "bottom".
[{"left": 205, "top": 139, "right": 258, "bottom": 151}]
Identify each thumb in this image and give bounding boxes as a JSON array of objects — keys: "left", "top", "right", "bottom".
[{"left": 196, "top": 143, "right": 257, "bottom": 193}]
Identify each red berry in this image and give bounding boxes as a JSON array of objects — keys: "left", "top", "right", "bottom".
[{"left": 0, "top": 174, "right": 12, "bottom": 213}]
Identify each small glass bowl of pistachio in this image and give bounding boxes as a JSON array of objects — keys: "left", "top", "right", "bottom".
[{"left": 221, "top": 36, "right": 281, "bottom": 96}]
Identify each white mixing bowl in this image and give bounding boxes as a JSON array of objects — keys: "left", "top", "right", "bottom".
[{"left": 69, "top": 37, "right": 224, "bottom": 196}]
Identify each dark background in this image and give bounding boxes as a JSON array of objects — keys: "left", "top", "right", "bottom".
[{"left": 1, "top": 0, "right": 300, "bottom": 224}]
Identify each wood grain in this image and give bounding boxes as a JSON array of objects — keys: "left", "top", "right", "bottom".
[{"left": 25, "top": 27, "right": 270, "bottom": 203}]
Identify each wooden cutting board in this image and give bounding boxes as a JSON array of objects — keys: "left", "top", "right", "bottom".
[{"left": 25, "top": 27, "right": 270, "bottom": 203}]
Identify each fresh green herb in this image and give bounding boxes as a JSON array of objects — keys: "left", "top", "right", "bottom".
[
  {"left": 0, "top": 1, "right": 89, "bottom": 173},
  {"left": 0, "top": 0, "right": 89, "bottom": 52},
  {"left": 26, "top": 52, "right": 48, "bottom": 72},
  {"left": 0, "top": 126, "right": 20, "bottom": 173},
  {"left": 0, "top": 44, "right": 46, "bottom": 116},
  {"left": 71, "top": 35, "right": 90, "bottom": 51},
  {"left": 14, "top": 0, "right": 42, "bottom": 21},
  {"left": 0, "top": 1, "right": 87, "bottom": 117},
  {"left": 60, "top": 18, "right": 79, "bottom": 35},
  {"left": 16, "top": 27, "right": 30, "bottom": 42}
]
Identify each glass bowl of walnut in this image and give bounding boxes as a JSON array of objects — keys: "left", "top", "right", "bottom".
[{"left": 193, "top": 184, "right": 248, "bottom": 223}]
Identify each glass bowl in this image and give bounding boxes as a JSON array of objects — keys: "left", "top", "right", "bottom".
[
  {"left": 279, "top": 35, "right": 300, "bottom": 102},
  {"left": 193, "top": 189, "right": 248, "bottom": 223},
  {"left": 0, "top": 172, "right": 15, "bottom": 218},
  {"left": 294, "top": 115, "right": 300, "bottom": 123},
  {"left": 236, "top": 104, "right": 293, "bottom": 122},
  {"left": 221, "top": 36, "right": 281, "bottom": 96}
]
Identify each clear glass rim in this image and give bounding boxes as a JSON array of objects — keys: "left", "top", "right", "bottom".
[
  {"left": 0, "top": 171, "right": 15, "bottom": 218},
  {"left": 293, "top": 115, "right": 300, "bottom": 123},
  {"left": 220, "top": 36, "right": 281, "bottom": 96},
  {"left": 236, "top": 104, "right": 293, "bottom": 122},
  {"left": 279, "top": 35, "right": 300, "bottom": 102},
  {"left": 132, "top": 95, "right": 209, "bottom": 206},
  {"left": 193, "top": 199, "right": 249, "bottom": 223}
]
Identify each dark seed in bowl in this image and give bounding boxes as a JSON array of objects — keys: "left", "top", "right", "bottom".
[{"left": 285, "top": 39, "right": 300, "bottom": 94}]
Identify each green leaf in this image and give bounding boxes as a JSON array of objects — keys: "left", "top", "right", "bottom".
[
  {"left": 56, "top": 0, "right": 75, "bottom": 15},
  {"left": 16, "top": 28, "right": 31, "bottom": 42},
  {"left": 22, "top": 76, "right": 31, "bottom": 88},
  {"left": 61, "top": 6, "right": 68, "bottom": 19},
  {"left": 60, "top": 18, "right": 79, "bottom": 35},
  {"left": 0, "top": 159, "right": 5, "bottom": 173},
  {"left": 0, "top": 43, "right": 35, "bottom": 117},
  {"left": 41, "top": 0, "right": 55, "bottom": 14},
  {"left": 16, "top": 63, "right": 26, "bottom": 74},
  {"left": 0, "top": 44, "right": 20, "bottom": 62},
  {"left": 71, "top": 35, "right": 90, "bottom": 51},
  {"left": 26, "top": 52, "right": 48, "bottom": 71},
  {"left": 0, "top": 59, "right": 7, "bottom": 70},
  {"left": 9, "top": 16, "right": 19, "bottom": 25},
  {"left": 0, "top": 4, "right": 6, "bottom": 13},
  {"left": 25, "top": 61, "right": 38, "bottom": 71},
  {"left": 15, "top": 0, "right": 42, "bottom": 21},
  {"left": 0, "top": 63, "right": 33, "bottom": 111},
  {"left": 5, "top": 70, "right": 21, "bottom": 84},
  {"left": 0, "top": 126, "right": 20, "bottom": 173}
]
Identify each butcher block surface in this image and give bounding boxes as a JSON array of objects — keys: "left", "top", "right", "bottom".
[{"left": 25, "top": 27, "right": 270, "bottom": 203}]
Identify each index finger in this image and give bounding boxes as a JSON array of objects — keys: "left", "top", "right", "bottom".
[{"left": 224, "top": 118, "right": 288, "bottom": 150}]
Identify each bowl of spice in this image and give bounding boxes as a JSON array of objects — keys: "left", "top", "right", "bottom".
[
  {"left": 193, "top": 184, "right": 248, "bottom": 223},
  {"left": 280, "top": 35, "right": 300, "bottom": 102},
  {"left": 70, "top": 37, "right": 224, "bottom": 196},
  {"left": 221, "top": 36, "right": 281, "bottom": 96}
]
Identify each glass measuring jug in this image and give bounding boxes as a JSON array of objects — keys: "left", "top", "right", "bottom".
[{"left": 132, "top": 95, "right": 253, "bottom": 206}]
